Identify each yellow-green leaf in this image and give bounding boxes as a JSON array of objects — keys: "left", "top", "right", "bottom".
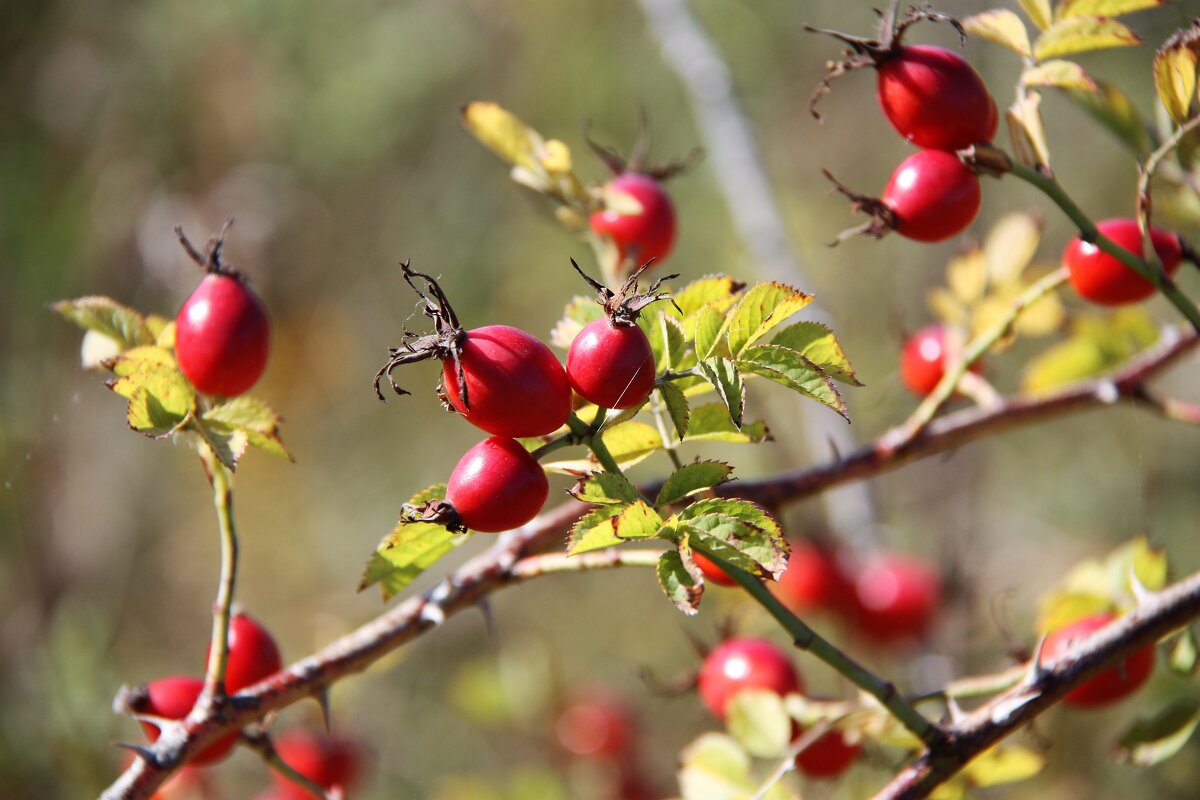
[
  {"left": 656, "top": 460, "right": 733, "bottom": 507},
  {"left": 674, "top": 275, "right": 744, "bottom": 317},
  {"left": 1019, "top": 0, "right": 1054, "bottom": 29},
  {"left": 567, "top": 505, "right": 625, "bottom": 556},
  {"left": 984, "top": 213, "right": 1043, "bottom": 285},
  {"left": 461, "top": 102, "right": 544, "bottom": 172},
  {"left": 1062, "top": 78, "right": 1154, "bottom": 156},
  {"left": 727, "top": 690, "right": 793, "bottom": 758},
  {"left": 1022, "top": 309, "right": 1159, "bottom": 393},
  {"left": 1153, "top": 25, "right": 1200, "bottom": 125},
  {"left": 1022, "top": 59, "right": 1096, "bottom": 91},
  {"left": 693, "top": 304, "right": 728, "bottom": 361},
  {"left": 569, "top": 472, "right": 641, "bottom": 505},
  {"left": 723, "top": 281, "right": 813, "bottom": 358},
  {"left": 658, "top": 382, "right": 690, "bottom": 442},
  {"left": 1057, "top": 0, "right": 1166, "bottom": 18},
  {"left": 658, "top": 550, "right": 702, "bottom": 615},
  {"left": 613, "top": 500, "right": 663, "bottom": 540},
  {"left": 202, "top": 396, "right": 291, "bottom": 461},
  {"left": 682, "top": 403, "right": 770, "bottom": 445},
  {"left": 1007, "top": 92, "right": 1052, "bottom": 171},
  {"left": 965, "top": 10, "right": 1033, "bottom": 57},
  {"left": 1034, "top": 16, "right": 1140, "bottom": 60},
  {"left": 769, "top": 321, "right": 862, "bottom": 385},
  {"left": 53, "top": 296, "right": 155, "bottom": 352},
  {"left": 962, "top": 744, "right": 1045, "bottom": 788},
  {"left": 736, "top": 345, "right": 847, "bottom": 419},
  {"left": 1113, "top": 699, "right": 1200, "bottom": 767},
  {"left": 697, "top": 358, "right": 745, "bottom": 428},
  {"left": 1038, "top": 591, "right": 1115, "bottom": 634},
  {"left": 358, "top": 485, "right": 467, "bottom": 601}
]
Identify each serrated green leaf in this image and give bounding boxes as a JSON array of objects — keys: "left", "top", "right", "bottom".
[
  {"left": 1154, "top": 26, "right": 1200, "bottom": 125},
  {"left": 736, "top": 345, "right": 847, "bottom": 419},
  {"left": 682, "top": 403, "right": 770, "bottom": 444},
  {"left": 724, "top": 282, "right": 813, "bottom": 358},
  {"left": 126, "top": 385, "right": 193, "bottom": 438},
  {"left": 107, "top": 347, "right": 197, "bottom": 438},
  {"left": 53, "top": 296, "right": 155, "bottom": 352},
  {"left": 678, "top": 498, "right": 786, "bottom": 574},
  {"left": 962, "top": 744, "right": 1045, "bottom": 788},
  {"left": 658, "top": 550, "right": 702, "bottom": 615},
  {"left": 1113, "top": 698, "right": 1200, "bottom": 767},
  {"left": 614, "top": 500, "right": 663, "bottom": 540},
  {"left": 770, "top": 322, "right": 861, "bottom": 385},
  {"left": 566, "top": 505, "right": 625, "bottom": 555},
  {"left": 658, "top": 382, "right": 690, "bottom": 442},
  {"left": 1009, "top": 91, "right": 1052, "bottom": 170},
  {"left": 641, "top": 310, "right": 686, "bottom": 372},
  {"left": 1170, "top": 629, "right": 1199, "bottom": 677},
  {"left": 544, "top": 421, "right": 663, "bottom": 474},
  {"left": 569, "top": 471, "right": 640, "bottom": 505},
  {"left": 693, "top": 304, "right": 727, "bottom": 361},
  {"left": 1034, "top": 16, "right": 1140, "bottom": 60},
  {"left": 1019, "top": 0, "right": 1053, "bottom": 29},
  {"left": 194, "top": 423, "right": 249, "bottom": 471},
  {"left": 656, "top": 460, "right": 733, "bottom": 507},
  {"left": 965, "top": 10, "right": 1033, "bottom": 57},
  {"left": 1058, "top": 0, "right": 1166, "bottom": 18},
  {"left": 202, "top": 396, "right": 291, "bottom": 461},
  {"left": 678, "top": 733, "right": 752, "bottom": 800},
  {"left": 107, "top": 345, "right": 176, "bottom": 383},
  {"left": 1062, "top": 78, "right": 1154, "bottom": 156},
  {"left": 1022, "top": 59, "right": 1096, "bottom": 90},
  {"left": 697, "top": 358, "right": 745, "bottom": 428},
  {"left": 673, "top": 275, "right": 744, "bottom": 317},
  {"left": 359, "top": 484, "right": 468, "bottom": 600},
  {"left": 688, "top": 532, "right": 764, "bottom": 581},
  {"left": 727, "top": 690, "right": 793, "bottom": 759}
]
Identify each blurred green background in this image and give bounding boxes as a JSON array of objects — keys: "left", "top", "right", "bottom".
[{"left": 4, "top": 0, "right": 1200, "bottom": 797}]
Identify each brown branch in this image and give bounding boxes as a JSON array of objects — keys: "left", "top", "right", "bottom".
[
  {"left": 100, "top": 326, "right": 1197, "bottom": 799},
  {"left": 872, "top": 568, "right": 1200, "bottom": 800}
]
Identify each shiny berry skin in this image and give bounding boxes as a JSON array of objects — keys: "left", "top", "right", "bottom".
[
  {"left": 589, "top": 173, "right": 678, "bottom": 267},
  {"left": 900, "top": 324, "right": 980, "bottom": 397},
  {"left": 877, "top": 45, "right": 997, "bottom": 151},
  {"left": 566, "top": 319, "right": 656, "bottom": 409},
  {"left": 555, "top": 693, "right": 635, "bottom": 759},
  {"left": 1041, "top": 612, "right": 1155, "bottom": 708},
  {"left": 794, "top": 728, "right": 862, "bottom": 779},
  {"left": 206, "top": 612, "right": 282, "bottom": 693},
  {"left": 175, "top": 274, "right": 270, "bottom": 397},
  {"left": 693, "top": 550, "right": 738, "bottom": 587},
  {"left": 851, "top": 555, "right": 941, "bottom": 644},
  {"left": 441, "top": 325, "right": 572, "bottom": 438},
  {"left": 770, "top": 541, "right": 855, "bottom": 616},
  {"left": 446, "top": 436, "right": 549, "bottom": 533},
  {"left": 883, "top": 150, "right": 980, "bottom": 242},
  {"left": 271, "top": 731, "right": 362, "bottom": 800},
  {"left": 698, "top": 637, "right": 802, "bottom": 720},
  {"left": 1064, "top": 218, "right": 1183, "bottom": 306},
  {"left": 137, "top": 676, "right": 239, "bottom": 766}
]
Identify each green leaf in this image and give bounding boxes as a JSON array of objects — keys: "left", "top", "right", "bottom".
[
  {"left": 727, "top": 690, "right": 793, "bottom": 758},
  {"left": 106, "top": 347, "right": 197, "bottom": 438},
  {"left": 1153, "top": 24, "right": 1200, "bottom": 125},
  {"left": 569, "top": 472, "right": 641, "bottom": 505},
  {"left": 678, "top": 499, "right": 786, "bottom": 574},
  {"left": 736, "top": 345, "right": 847, "bottom": 419},
  {"left": 1129, "top": 536, "right": 1168, "bottom": 592},
  {"left": 723, "top": 282, "right": 813, "bottom": 358},
  {"left": 697, "top": 358, "right": 745, "bottom": 429},
  {"left": 461, "top": 101, "right": 544, "bottom": 173},
  {"left": 678, "top": 734, "right": 752, "bottom": 800},
  {"left": 1037, "top": 591, "right": 1115, "bottom": 635},
  {"left": 656, "top": 460, "right": 733, "bottom": 507},
  {"left": 1062, "top": 79, "right": 1154, "bottom": 156},
  {"left": 682, "top": 403, "right": 770, "bottom": 444},
  {"left": 566, "top": 505, "right": 625, "bottom": 555},
  {"left": 1022, "top": 309, "right": 1159, "bottom": 393},
  {"left": 658, "top": 382, "right": 690, "bottom": 442},
  {"left": 359, "top": 485, "right": 467, "bottom": 600},
  {"left": 202, "top": 396, "right": 291, "bottom": 461},
  {"left": 1170, "top": 628, "right": 1199, "bottom": 677},
  {"left": 1022, "top": 59, "right": 1096, "bottom": 90},
  {"left": 693, "top": 304, "right": 728, "bottom": 361},
  {"left": 1009, "top": 91, "right": 1052, "bottom": 170},
  {"left": 657, "top": 549, "right": 703, "bottom": 615},
  {"left": 126, "top": 385, "right": 193, "bottom": 438},
  {"left": 542, "top": 421, "right": 663, "bottom": 473},
  {"left": 613, "top": 500, "right": 664, "bottom": 540},
  {"left": 194, "top": 423, "right": 249, "bottom": 471},
  {"left": 673, "top": 275, "right": 744, "bottom": 317},
  {"left": 983, "top": 212, "right": 1043, "bottom": 286},
  {"left": 1034, "top": 16, "right": 1140, "bottom": 60},
  {"left": 1113, "top": 698, "right": 1200, "bottom": 767},
  {"left": 52, "top": 296, "right": 155, "bottom": 353},
  {"left": 1019, "top": 0, "right": 1053, "bottom": 29},
  {"left": 1057, "top": 0, "right": 1167, "bottom": 18},
  {"left": 688, "top": 532, "right": 766, "bottom": 580},
  {"left": 769, "top": 321, "right": 861, "bottom": 385},
  {"left": 550, "top": 295, "right": 604, "bottom": 349},
  {"left": 1036, "top": 535, "right": 1167, "bottom": 632},
  {"left": 641, "top": 310, "right": 687, "bottom": 372},
  {"left": 961, "top": 744, "right": 1045, "bottom": 788},
  {"left": 965, "top": 10, "right": 1032, "bottom": 57}
]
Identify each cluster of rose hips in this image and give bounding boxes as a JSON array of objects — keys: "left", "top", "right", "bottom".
[
  {"left": 553, "top": 690, "right": 658, "bottom": 799},
  {"left": 373, "top": 261, "right": 673, "bottom": 535}
]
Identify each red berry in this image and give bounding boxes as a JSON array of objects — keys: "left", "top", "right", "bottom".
[
  {"left": 440, "top": 325, "right": 572, "bottom": 438},
  {"left": 555, "top": 693, "right": 635, "bottom": 759},
  {"left": 900, "top": 323, "right": 980, "bottom": 397},
  {"left": 693, "top": 550, "right": 738, "bottom": 588},
  {"left": 206, "top": 612, "right": 283, "bottom": 694},
  {"left": 1041, "top": 612, "right": 1155, "bottom": 708},
  {"left": 589, "top": 173, "right": 678, "bottom": 268},
  {"left": 794, "top": 728, "right": 861, "bottom": 779},
  {"left": 883, "top": 150, "right": 980, "bottom": 242},
  {"left": 175, "top": 274, "right": 270, "bottom": 397},
  {"left": 851, "top": 555, "right": 941, "bottom": 644},
  {"left": 1064, "top": 218, "right": 1183, "bottom": 306},
  {"left": 771, "top": 541, "right": 855, "bottom": 616},
  {"left": 137, "top": 676, "right": 239, "bottom": 766},
  {"left": 877, "top": 45, "right": 997, "bottom": 151},
  {"left": 446, "top": 436, "right": 549, "bottom": 533},
  {"left": 271, "top": 730, "right": 362, "bottom": 800},
  {"left": 566, "top": 318, "right": 656, "bottom": 409},
  {"left": 698, "top": 637, "right": 802, "bottom": 720}
]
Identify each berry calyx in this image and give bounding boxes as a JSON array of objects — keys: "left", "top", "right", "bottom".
[
  {"left": 1064, "top": 218, "right": 1183, "bottom": 306},
  {"left": 565, "top": 261, "right": 678, "bottom": 410},
  {"left": 850, "top": 554, "right": 941, "bottom": 644},
  {"left": 590, "top": 173, "right": 678, "bottom": 270},
  {"left": 270, "top": 730, "right": 363, "bottom": 800},
  {"left": 794, "top": 727, "right": 862, "bottom": 779},
  {"left": 1041, "top": 612, "right": 1155, "bottom": 708},
  {"left": 206, "top": 612, "right": 283, "bottom": 693},
  {"left": 131, "top": 676, "right": 239, "bottom": 766},
  {"left": 409, "top": 436, "right": 548, "bottom": 533},
  {"left": 900, "top": 323, "right": 980, "bottom": 397},
  {"left": 770, "top": 540, "right": 856, "bottom": 616},
  {"left": 173, "top": 223, "right": 270, "bottom": 398},
  {"left": 698, "top": 637, "right": 802, "bottom": 720},
  {"left": 876, "top": 44, "right": 997, "bottom": 150},
  {"left": 373, "top": 263, "right": 571, "bottom": 438}
]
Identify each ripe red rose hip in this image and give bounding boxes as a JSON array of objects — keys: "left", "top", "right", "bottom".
[
  {"left": 206, "top": 612, "right": 282, "bottom": 693},
  {"left": 877, "top": 45, "right": 997, "bottom": 151},
  {"left": 900, "top": 323, "right": 980, "bottom": 397},
  {"left": 1041, "top": 612, "right": 1155, "bottom": 708},
  {"left": 271, "top": 730, "right": 362, "bottom": 800},
  {"left": 555, "top": 692, "right": 635, "bottom": 759},
  {"left": 698, "top": 637, "right": 802, "bottom": 720},
  {"left": 445, "top": 436, "right": 549, "bottom": 533},
  {"left": 794, "top": 728, "right": 862, "bottom": 779},
  {"left": 883, "top": 150, "right": 980, "bottom": 242},
  {"left": 693, "top": 550, "right": 738, "bottom": 587},
  {"left": 567, "top": 318, "right": 656, "bottom": 409},
  {"left": 590, "top": 173, "right": 678, "bottom": 269},
  {"left": 851, "top": 555, "right": 941, "bottom": 644},
  {"left": 770, "top": 540, "right": 855, "bottom": 616},
  {"left": 135, "top": 676, "right": 239, "bottom": 766},
  {"left": 175, "top": 276, "right": 270, "bottom": 398},
  {"left": 1064, "top": 218, "right": 1183, "bottom": 306}
]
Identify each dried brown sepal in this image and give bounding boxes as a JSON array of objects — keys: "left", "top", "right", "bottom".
[
  {"left": 961, "top": 144, "right": 1013, "bottom": 179},
  {"left": 175, "top": 218, "right": 248, "bottom": 281},
  {"left": 570, "top": 258, "right": 681, "bottom": 327},
  {"left": 822, "top": 169, "right": 898, "bottom": 245},
  {"left": 805, "top": 1, "right": 966, "bottom": 121},
  {"left": 401, "top": 499, "right": 468, "bottom": 534},
  {"left": 583, "top": 113, "right": 702, "bottom": 182}
]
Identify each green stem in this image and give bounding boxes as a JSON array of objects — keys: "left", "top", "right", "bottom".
[
  {"left": 569, "top": 412, "right": 626, "bottom": 476},
  {"left": 910, "top": 664, "right": 1026, "bottom": 706},
  {"left": 651, "top": 392, "right": 685, "bottom": 469},
  {"left": 692, "top": 545, "right": 946, "bottom": 751},
  {"left": 1008, "top": 160, "right": 1200, "bottom": 332},
  {"left": 530, "top": 432, "right": 576, "bottom": 461},
  {"left": 1135, "top": 114, "right": 1200, "bottom": 274},
  {"left": 200, "top": 444, "right": 238, "bottom": 702}
]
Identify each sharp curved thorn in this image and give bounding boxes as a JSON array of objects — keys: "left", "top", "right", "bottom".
[
  {"left": 1025, "top": 634, "right": 1052, "bottom": 686},
  {"left": 114, "top": 742, "right": 159, "bottom": 763},
  {"left": 476, "top": 597, "right": 498, "bottom": 638},
  {"left": 313, "top": 688, "right": 333, "bottom": 735}
]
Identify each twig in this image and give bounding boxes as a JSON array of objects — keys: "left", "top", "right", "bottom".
[
  {"left": 241, "top": 729, "right": 332, "bottom": 800},
  {"left": 198, "top": 445, "right": 237, "bottom": 705},
  {"left": 1135, "top": 114, "right": 1200, "bottom": 275}
]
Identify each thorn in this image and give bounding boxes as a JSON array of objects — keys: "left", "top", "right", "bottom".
[
  {"left": 477, "top": 597, "right": 498, "bottom": 638},
  {"left": 1023, "top": 634, "right": 1052, "bottom": 687},
  {"left": 945, "top": 694, "right": 967, "bottom": 724},
  {"left": 114, "top": 742, "right": 160, "bottom": 764},
  {"left": 313, "top": 689, "right": 333, "bottom": 735},
  {"left": 826, "top": 434, "right": 842, "bottom": 461},
  {"left": 1129, "top": 566, "right": 1156, "bottom": 606}
]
